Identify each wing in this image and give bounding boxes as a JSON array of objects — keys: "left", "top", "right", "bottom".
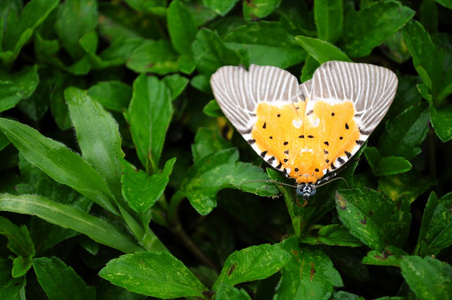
[
  {"left": 210, "top": 65, "right": 304, "bottom": 134},
  {"left": 305, "top": 61, "right": 398, "bottom": 172}
]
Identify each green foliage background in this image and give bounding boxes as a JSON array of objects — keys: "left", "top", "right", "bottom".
[{"left": 0, "top": 0, "right": 452, "bottom": 299}]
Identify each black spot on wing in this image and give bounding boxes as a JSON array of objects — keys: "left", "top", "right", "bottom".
[{"left": 260, "top": 151, "right": 268, "bottom": 158}]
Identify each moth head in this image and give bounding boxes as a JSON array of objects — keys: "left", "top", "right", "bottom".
[{"left": 296, "top": 183, "right": 316, "bottom": 199}]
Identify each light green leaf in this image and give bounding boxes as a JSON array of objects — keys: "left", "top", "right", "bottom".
[
  {"left": 66, "top": 87, "right": 124, "bottom": 201},
  {"left": 295, "top": 35, "right": 351, "bottom": 64},
  {"left": 0, "top": 65, "right": 39, "bottom": 112},
  {"left": 33, "top": 257, "right": 96, "bottom": 300},
  {"left": 126, "top": 74, "right": 173, "bottom": 173},
  {"left": 224, "top": 21, "right": 306, "bottom": 68},
  {"left": 364, "top": 147, "right": 412, "bottom": 176},
  {"left": 299, "top": 224, "right": 362, "bottom": 247},
  {"left": 361, "top": 246, "right": 408, "bottom": 267},
  {"left": 215, "top": 283, "right": 251, "bottom": 300},
  {"left": 162, "top": 74, "right": 189, "bottom": 100},
  {"left": 341, "top": 1, "right": 415, "bottom": 57},
  {"left": 314, "top": 0, "right": 343, "bottom": 43},
  {"left": 277, "top": 237, "right": 343, "bottom": 299},
  {"left": 0, "top": 194, "right": 142, "bottom": 253},
  {"left": 213, "top": 244, "right": 291, "bottom": 289},
  {"left": 335, "top": 188, "right": 411, "bottom": 251},
  {"left": 429, "top": 103, "right": 452, "bottom": 142},
  {"left": 122, "top": 158, "right": 176, "bottom": 213},
  {"left": 0, "top": 118, "right": 118, "bottom": 214},
  {"left": 242, "top": 0, "right": 281, "bottom": 20},
  {"left": 401, "top": 256, "right": 452, "bottom": 299},
  {"left": 167, "top": 0, "right": 197, "bottom": 55},
  {"left": 99, "top": 252, "right": 208, "bottom": 299}
]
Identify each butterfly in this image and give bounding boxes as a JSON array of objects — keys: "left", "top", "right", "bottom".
[{"left": 210, "top": 61, "right": 398, "bottom": 204}]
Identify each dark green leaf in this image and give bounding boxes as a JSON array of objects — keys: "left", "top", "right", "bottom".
[
  {"left": 415, "top": 192, "right": 452, "bottom": 256},
  {"left": 121, "top": 158, "right": 176, "bottom": 213},
  {"left": 213, "top": 244, "right": 290, "bottom": 289},
  {"left": 314, "top": 0, "right": 343, "bottom": 43},
  {"left": 224, "top": 21, "right": 306, "bottom": 68},
  {"left": 242, "top": 0, "right": 281, "bottom": 20},
  {"left": 34, "top": 257, "right": 96, "bottom": 300},
  {"left": 162, "top": 74, "right": 189, "bottom": 100},
  {"left": 203, "top": 100, "right": 223, "bottom": 117},
  {"left": 0, "top": 194, "right": 143, "bottom": 253},
  {"left": 215, "top": 283, "right": 251, "bottom": 300},
  {"left": 420, "top": 0, "right": 438, "bottom": 33},
  {"left": 192, "top": 127, "right": 231, "bottom": 163},
  {"left": 0, "top": 216, "right": 35, "bottom": 257},
  {"left": 0, "top": 259, "right": 26, "bottom": 299},
  {"left": 277, "top": 237, "right": 343, "bottom": 299},
  {"left": 126, "top": 74, "right": 173, "bottom": 172},
  {"left": 332, "top": 291, "right": 363, "bottom": 300},
  {"left": 301, "top": 55, "right": 320, "bottom": 82},
  {"left": 181, "top": 148, "right": 279, "bottom": 215},
  {"left": 402, "top": 20, "right": 442, "bottom": 93},
  {"left": 0, "top": 65, "right": 39, "bottom": 113},
  {"left": 204, "top": 0, "right": 239, "bottom": 16},
  {"left": 361, "top": 246, "right": 408, "bottom": 267},
  {"left": 87, "top": 81, "right": 132, "bottom": 112},
  {"left": 429, "top": 103, "right": 452, "bottom": 142},
  {"left": 192, "top": 28, "right": 248, "bottom": 77},
  {"left": 378, "top": 102, "right": 429, "bottom": 160},
  {"left": 54, "top": 0, "right": 98, "bottom": 60},
  {"left": 66, "top": 87, "right": 124, "bottom": 201},
  {"left": 364, "top": 147, "right": 412, "bottom": 176},
  {"left": 340, "top": 1, "right": 415, "bottom": 57},
  {"left": 167, "top": 0, "right": 197, "bottom": 55},
  {"left": 381, "top": 31, "right": 412, "bottom": 64},
  {"left": 0, "top": 118, "right": 118, "bottom": 214},
  {"left": 99, "top": 252, "right": 208, "bottom": 298},
  {"left": 335, "top": 188, "right": 411, "bottom": 251},
  {"left": 401, "top": 256, "right": 452, "bottom": 299},
  {"left": 435, "top": 0, "right": 452, "bottom": 9},
  {"left": 300, "top": 224, "right": 362, "bottom": 247},
  {"left": 295, "top": 35, "right": 351, "bottom": 64},
  {"left": 126, "top": 39, "right": 180, "bottom": 75}
]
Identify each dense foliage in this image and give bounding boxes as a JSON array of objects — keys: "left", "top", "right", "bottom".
[{"left": 0, "top": 0, "right": 452, "bottom": 299}]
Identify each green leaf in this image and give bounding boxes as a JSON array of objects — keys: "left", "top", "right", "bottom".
[
  {"left": 204, "top": 0, "right": 239, "bottom": 16},
  {"left": 0, "top": 118, "right": 118, "bottom": 214},
  {"left": 361, "top": 246, "right": 408, "bottom": 267},
  {"left": 203, "top": 100, "right": 223, "bottom": 117},
  {"left": 364, "top": 147, "right": 412, "bottom": 176},
  {"left": 378, "top": 102, "right": 429, "bottom": 160},
  {"left": 215, "top": 283, "right": 251, "bottom": 300},
  {"left": 314, "top": 0, "right": 343, "bottom": 43},
  {"left": 34, "top": 257, "right": 96, "bottom": 300},
  {"left": 401, "top": 256, "right": 452, "bottom": 299},
  {"left": 0, "top": 258, "right": 26, "bottom": 299},
  {"left": 1, "top": 0, "right": 58, "bottom": 65},
  {"left": 87, "top": 81, "right": 132, "bottom": 113},
  {"left": 429, "top": 103, "right": 452, "bottom": 142},
  {"left": 335, "top": 188, "right": 411, "bottom": 251},
  {"left": 295, "top": 35, "right": 351, "bottom": 64},
  {"left": 435, "top": 0, "right": 452, "bottom": 9},
  {"left": 167, "top": 0, "right": 197, "bottom": 55},
  {"left": 162, "top": 74, "right": 189, "bottom": 100},
  {"left": 192, "top": 127, "right": 231, "bottom": 163},
  {"left": 299, "top": 224, "right": 362, "bottom": 247},
  {"left": 181, "top": 148, "right": 279, "bottom": 215},
  {"left": 0, "top": 216, "right": 35, "bottom": 258},
  {"left": 381, "top": 31, "right": 412, "bottom": 64},
  {"left": 402, "top": 20, "right": 443, "bottom": 93},
  {"left": 99, "top": 252, "right": 208, "bottom": 299},
  {"left": 66, "top": 87, "right": 124, "bottom": 201},
  {"left": 415, "top": 192, "right": 452, "bottom": 256},
  {"left": 213, "top": 244, "right": 290, "bottom": 289},
  {"left": 122, "top": 158, "right": 176, "bottom": 213},
  {"left": 224, "top": 21, "right": 306, "bottom": 68},
  {"left": 0, "top": 194, "right": 142, "bottom": 253},
  {"left": 0, "top": 65, "right": 39, "bottom": 113},
  {"left": 242, "top": 0, "right": 282, "bottom": 20},
  {"left": 192, "top": 28, "right": 248, "bottom": 77},
  {"left": 126, "top": 74, "right": 173, "bottom": 172},
  {"left": 54, "top": 0, "right": 98, "bottom": 60},
  {"left": 126, "top": 39, "right": 180, "bottom": 75},
  {"left": 340, "top": 1, "right": 415, "bottom": 57},
  {"left": 277, "top": 237, "right": 343, "bottom": 299},
  {"left": 12, "top": 255, "right": 33, "bottom": 278}
]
